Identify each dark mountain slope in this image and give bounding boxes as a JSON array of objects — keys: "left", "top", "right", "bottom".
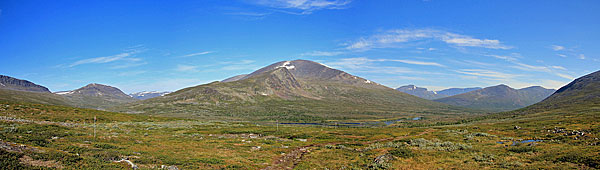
[
  {"left": 524, "top": 70, "right": 600, "bottom": 111},
  {"left": 0, "top": 75, "right": 51, "bottom": 93}
]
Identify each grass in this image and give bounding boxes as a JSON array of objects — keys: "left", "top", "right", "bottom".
[{"left": 1, "top": 100, "right": 599, "bottom": 169}]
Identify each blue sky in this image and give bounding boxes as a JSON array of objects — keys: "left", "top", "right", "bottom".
[{"left": 1, "top": 0, "right": 599, "bottom": 93}]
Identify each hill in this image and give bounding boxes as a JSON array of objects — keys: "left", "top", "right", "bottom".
[
  {"left": 434, "top": 84, "right": 555, "bottom": 112},
  {"left": 520, "top": 70, "right": 600, "bottom": 112},
  {"left": 0, "top": 75, "right": 51, "bottom": 93},
  {"left": 56, "top": 83, "right": 138, "bottom": 110},
  {"left": 115, "top": 60, "right": 476, "bottom": 121}
]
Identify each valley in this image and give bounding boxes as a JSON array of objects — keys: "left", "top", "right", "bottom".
[{"left": 1, "top": 61, "right": 599, "bottom": 169}]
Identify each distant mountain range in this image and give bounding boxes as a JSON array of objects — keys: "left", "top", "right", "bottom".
[
  {"left": 2, "top": 64, "right": 580, "bottom": 119},
  {"left": 114, "top": 60, "right": 473, "bottom": 121},
  {"left": 434, "top": 84, "right": 555, "bottom": 112},
  {"left": 395, "top": 85, "right": 481, "bottom": 100},
  {"left": 0, "top": 75, "right": 138, "bottom": 110},
  {"left": 129, "top": 91, "right": 171, "bottom": 100}
]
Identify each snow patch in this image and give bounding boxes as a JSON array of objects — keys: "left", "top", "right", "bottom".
[
  {"left": 0, "top": 83, "right": 4, "bottom": 86},
  {"left": 55, "top": 91, "right": 74, "bottom": 95},
  {"left": 365, "top": 80, "right": 372, "bottom": 84},
  {"left": 276, "top": 61, "right": 295, "bottom": 70}
]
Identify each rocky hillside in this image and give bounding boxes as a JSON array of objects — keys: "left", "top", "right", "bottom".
[{"left": 0, "top": 75, "right": 50, "bottom": 93}]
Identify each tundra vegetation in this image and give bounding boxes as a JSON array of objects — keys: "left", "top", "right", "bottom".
[{"left": 0, "top": 100, "right": 598, "bottom": 169}]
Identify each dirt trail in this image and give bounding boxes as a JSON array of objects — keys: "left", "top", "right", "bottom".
[{"left": 262, "top": 128, "right": 436, "bottom": 170}]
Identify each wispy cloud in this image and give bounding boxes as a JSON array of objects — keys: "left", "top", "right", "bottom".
[
  {"left": 555, "top": 73, "right": 574, "bottom": 80},
  {"left": 301, "top": 50, "right": 345, "bottom": 56},
  {"left": 389, "top": 59, "right": 445, "bottom": 67},
  {"left": 251, "top": 0, "right": 352, "bottom": 15},
  {"left": 551, "top": 45, "right": 565, "bottom": 51},
  {"left": 345, "top": 29, "right": 511, "bottom": 51},
  {"left": 486, "top": 54, "right": 518, "bottom": 62},
  {"left": 177, "top": 51, "right": 214, "bottom": 58},
  {"left": 551, "top": 65, "right": 567, "bottom": 70},
  {"left": 511, "top": 62, "right": 552, "bottom": 72},
  {"left": 579, "top": 54, "right": 586, "bottom": 60},
  {"left": 324, "top": 57, "right": 444, "bottom": 70},
  {"left": 226, "top": 11, "right": 271, "bottom": 17},
  {"left": 118, "top": 71, "right": 147, "bottom": 77},
  {"left": 69, "top": 49, "right": 143, "bottom": 67},
  {"left": 175, "top": 65, "right": 199, "bottom": 72},
  {"left": 455, "top": 69, "right": 519, "bottom": 80}
]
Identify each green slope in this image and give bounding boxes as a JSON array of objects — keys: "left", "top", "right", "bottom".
[{"left": 0, "top": 89, "right": 73, "bottom": 106}]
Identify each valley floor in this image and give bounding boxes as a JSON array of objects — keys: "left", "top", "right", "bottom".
[{"left": 1, "top": 101, "right": 599, "bottom": 169}]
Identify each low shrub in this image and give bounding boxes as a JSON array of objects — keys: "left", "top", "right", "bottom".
[{"left": 388, "top": 147, "right": 415, "bottom": 158}]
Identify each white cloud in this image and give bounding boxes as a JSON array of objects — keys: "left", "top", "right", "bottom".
[
  {"left": 511, "top": 62, "right": 552, "bottom": 72},
  {"left": 175, "top": 65, "right": 199, "bottom": 72},
  {"left": 345, "top": 29, "right": 511, "bottom": 51},
  {"left": 555, "top": 73, "right": 574, "bottom": 80},
  {"left": 118, "top": 71, "right": 147, "bottom": 77},
  {"left": 251, "top": 0, "right": 351, "bottom": 15},
  {"left": 301, "top": 50, "right": 345, "bottom": 56},
  {"left": 389, "top": 59, "right": 445, "bottom": 67},
  {"left": 557, "top": 54, "right": 567, "bottom": 58},
  {"left": 486, "top": 54, "right": 518, "bottom": 62},
  {"left": 551, "top": 45, "right": 565, "bottom": 51},
  {"left": 551, "top": 66, "right": 567, "bottom": 70},
  {"left": 177, "top": 51, "right": 214, "bottom": 58},
  {"left": 323, "top": 57, "right": 444, "bottom": 71},
  {"left": 455, "top": 69, "right": 519, "bottom": 80},
  {"left": 69, "top": 49, "right": 143, "bottom": 67},
  {"left": 579, "top": 54, "right": 586, "bottom": 59}
]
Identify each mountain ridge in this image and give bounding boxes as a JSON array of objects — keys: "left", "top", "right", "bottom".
[
  {"left": 395, "top": 85, "right": 481, "bottom": 100},
  {"left": 0, "top": 75, "right": 51, "bottom": 93},
  {"left": 434, "top": 84, "right": 555, "bottom": 112}
]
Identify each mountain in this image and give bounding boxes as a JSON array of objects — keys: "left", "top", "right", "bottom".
[
  {"left": 0, "top": 75, "right": 51, "bottom": 93},
  {"left": 221, "top": 74, "right": 248, "bottom": 82},
  {"left": 115, "top": 60, "right": 475, "bottom": 121},
  {"left": 524, "top": 70, "right": 600, "bottom": 111},
  {"left": 395, "top": 85, "right": 481, "bottom": 100},
  {"left": 129, "top": 91, "right": 171, "bottom": 100},
  {"left": 437, "top": 87, "right": 482, "bottom": 97},
  {"left": 434, "top": 84, "right": 555, "bottom": 112},
  {"left": 56, "top": 83, "right": 138, "bottom": 109},
  {"left": 396, "top": 85, "right": 438, "bottom": 100}
]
